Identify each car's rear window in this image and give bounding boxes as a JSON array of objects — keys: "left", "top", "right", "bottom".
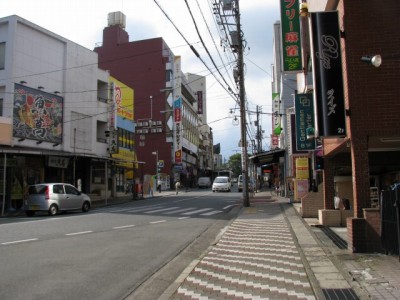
[
  {"left": 215, "top": 177, "right": 228, "bottom": 183},
  {"left": 28, "top": 185, "right": 47, "bottom": 194}
]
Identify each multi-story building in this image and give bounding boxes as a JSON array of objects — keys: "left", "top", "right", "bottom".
[
  {"left": 305, "top": 0, "right": 400, "bottom": 252},
  {"left": 271, "top": 0, "right": 400, "bottom": 253},
  {"left": 0, "top": 15, "right": 135, "bottom": 213},
  {"left": 94, "top": 12, "right": 213, "bottom": 189}
]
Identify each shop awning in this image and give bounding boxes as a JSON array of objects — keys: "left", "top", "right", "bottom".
[{"left": 249, "top": 149, "right": 285, "bottom": 165}]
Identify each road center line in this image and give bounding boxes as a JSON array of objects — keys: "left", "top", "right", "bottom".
[
  {"left": 65, "top": 231, "right": 93, "bottom": 236},
  {"left": 113, "top": 225, "right": 135, "bottom": 229},
  {"left": 1, "top": 238, "right": 38, "bottom": 245}
]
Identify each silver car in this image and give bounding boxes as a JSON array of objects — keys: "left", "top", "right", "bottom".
[{"left": 24, "top": 183, "right": 91, "bottom": 216}]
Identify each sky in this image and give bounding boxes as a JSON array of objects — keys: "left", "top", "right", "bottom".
[{"left": 2, "top": 0, "right": 281, "bottom": 161}]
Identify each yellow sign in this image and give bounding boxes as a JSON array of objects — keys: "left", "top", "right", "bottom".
[
  {"left": 110, "top": 77, "right": 134, "bottom": 121},
  {"left": 113, "top": 148, "right": 136, "bottom": 168},
  {"left": 295, "top": 157, "right": 309, "bottom": 179}
]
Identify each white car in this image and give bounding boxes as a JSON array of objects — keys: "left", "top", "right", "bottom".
[{"left": 212, "top": 176, "right": 231, "bottom": 192}]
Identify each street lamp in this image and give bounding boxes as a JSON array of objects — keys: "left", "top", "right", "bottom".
[{"left": 152, "top": 150, "right": 159, "bottom": 192}]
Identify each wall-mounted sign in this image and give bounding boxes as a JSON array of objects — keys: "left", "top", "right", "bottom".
[
  {"left": 13, "top": 84, "right": 63, "bottom": 143},
  {"left": 311, "top": 11, "right": 346, "bottom": 137},
  {"left": 295, "top": 157, "right": 309, "bottom": 179},
  {"left": 280, "top": 0, "right": 302, "bottom": 71},
  {"left": 48, "top": 156, "right": 69, "bottom": 169},
  {"left": 295, "top": 93, "right": 316, "bottom": 150}
]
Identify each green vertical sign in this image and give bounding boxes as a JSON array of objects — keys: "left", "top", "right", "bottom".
[
  {"left": 280, "top": 0, "right": 302, "bottom": 71},
  {"left": 295, "top": 93, "right": 315, "bottom": 151}
]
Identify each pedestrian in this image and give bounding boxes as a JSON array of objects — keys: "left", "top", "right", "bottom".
[
  {"left": 157, "top": 182, "right": 162, "bottom": 193},
  {"left": 175, "top": 181, "right": 181, "bottom": 195}
]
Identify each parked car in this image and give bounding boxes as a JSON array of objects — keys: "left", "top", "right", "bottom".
[
  {"left": 198, "top": 177, "right": 211, "bottom": 188},
  {"left": 212, "top": 176, "right": 231, "bottom": 192},
  {"left": 238, "top": 175, "right": 243, "bottom": 192},
  {"left": 24, "top": 183, "right": 91, "bottom": 216}
]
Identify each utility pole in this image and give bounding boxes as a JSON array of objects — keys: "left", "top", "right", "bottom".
[
  {"left": 213, "top": 0, "right": 249, "bottom": 206},
  {"left": 255, "top": 105, "right": 262, "bottom": 153},
  {"left": 235, "top": 0, "right": 249, "bottom": 207}
]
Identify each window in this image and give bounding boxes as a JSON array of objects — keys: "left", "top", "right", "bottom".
[
  {"left": 0, "top": 42, "right": 5, "bottom": 69},
  {"left": 53, "top": 185, "right": 64, "bottom": 194},
  {"left": 65, "top": 184, "right": 79, "bottom": 195},
  {"left": 0, "top": 98, "right": 3, "bottom": 116}
]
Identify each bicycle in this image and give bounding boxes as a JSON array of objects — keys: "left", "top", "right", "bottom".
[{"left": 270, "top": 185, "right": 281, "bottom": 197}]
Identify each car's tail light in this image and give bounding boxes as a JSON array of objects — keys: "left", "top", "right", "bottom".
[{"left": 45, "top": 186, "right": 50, "bottom": 200}]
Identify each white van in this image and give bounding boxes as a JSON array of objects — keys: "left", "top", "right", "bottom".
[
  {"left": 212, "top": 176, "right": 231, "bottom": 192},
  {"left": 198, "top": 177, "right": 211, "bottom": 188}
]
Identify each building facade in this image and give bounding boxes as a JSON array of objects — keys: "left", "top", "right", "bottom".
[
  {"left": 278, "top": 0, "right": 400, "bottom": 252},
  {"left": 94, "top": 12, "right": 213, "bottom": 189},
  {"left": 0, "top": 15, "right": 135, "bottom": 214}
]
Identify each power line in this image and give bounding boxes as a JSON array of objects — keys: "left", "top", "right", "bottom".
[{"left": 153, "top": 0, "right": 238, "bottom": 105}]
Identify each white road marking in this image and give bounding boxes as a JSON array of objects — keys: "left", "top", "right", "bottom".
[
  {"left": 65, "top": 231, "right": 93, "bottom": 236},
  {"left": 201, "top": 210, "right": 223, "bottom": 216},
  {"left": 178, "top": 217, "right": 190, "bottom": 220},
  {"left": 150, "top": 220, "right": 166, "bottom": 224},
  {"left": 1, "top": 238, "right": 38, "bottom": 245},
  {"left": 113, "top": 225, "right": 135, "bottom": 229},
  {"left": 163, "top": 207, "right": 194, "bottom": 214},
  {"left": 144, "top": 207, "right": 180, "bottom": 213},
  {"left": 182, "top": 208, "right": 212, "bottom": 215},
  {"left": 223, "top": 204, "right": 236, "bottom": 209}
]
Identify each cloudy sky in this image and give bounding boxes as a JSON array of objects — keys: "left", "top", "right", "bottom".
[{"left": 2, "top": 0, "right": 281, "bottom": 161}]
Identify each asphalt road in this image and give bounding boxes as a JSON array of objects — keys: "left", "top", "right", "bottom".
[{"left": 0, "top": 188, "right": 242, "bottom": 300}]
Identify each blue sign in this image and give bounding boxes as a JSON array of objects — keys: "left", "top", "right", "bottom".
[
  {"left": 174, "top": 97, "right": 182, "bottom": 109},
  {"left": 295, "top": 93, "right": 315, "bottom": 151}
]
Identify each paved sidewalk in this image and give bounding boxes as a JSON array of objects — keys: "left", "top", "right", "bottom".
[{"left": 163, "top": 190, "right": 400, "bottom": 300}]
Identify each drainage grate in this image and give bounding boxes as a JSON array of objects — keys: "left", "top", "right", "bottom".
[
  {"left": 315, "top": 225, "right": 348, "bottom": 249},
  {"left": 322, "top": 288, "right": 360, "bottom": 300}
]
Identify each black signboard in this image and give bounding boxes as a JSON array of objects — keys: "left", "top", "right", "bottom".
[{"left": 311, "top": 11, "right": 346, "bottom": 137}]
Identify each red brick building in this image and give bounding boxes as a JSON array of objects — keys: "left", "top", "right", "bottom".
[
  {"left": 94, "top": 24, "right": 171, "bottom": 177},
  {"left": 94, "top": 13, "right": 209, "bottom": 190},
  {"left": 308, "top": 0, "right": 400, "bottom": 252}
]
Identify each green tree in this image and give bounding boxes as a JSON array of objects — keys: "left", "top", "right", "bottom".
[{"left": 228, "top": 153, "right": 242, "bottom": 178}]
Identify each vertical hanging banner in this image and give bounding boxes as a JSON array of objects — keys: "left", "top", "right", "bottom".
[
  {"left": 311, "top": 11, "right": 346, "bottom": 137},
  {"left": 280, "top": 0, "right": 302, "bottom": 71},
  {"left": 108, "top": 82, "right": 118, "bottom": 154},
  {"left": 271, "top": 92, "right": 281, "bottom": 149},
  {"left": 174, "top": 96, "right": 182, "bottom": 164},
  {"left": 272, "top": 92, "right": 281, "bottom": 134},
  {"left": 197, "top": 91, "right": 203, "bottom": 114},
  {"left": 295, "top": 93, "right": 315, "bottom": 151},
  {"left": 173, "top": 56, "right": 183, "bottom": 165}
]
